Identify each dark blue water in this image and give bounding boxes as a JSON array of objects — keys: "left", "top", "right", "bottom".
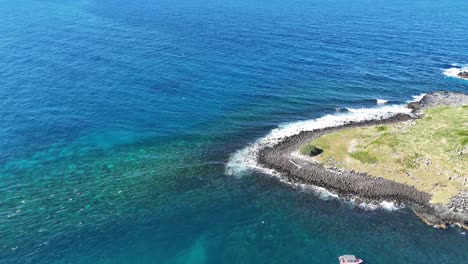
[{"left": 1, "top": 0, "right": 467, "bottom": 263}]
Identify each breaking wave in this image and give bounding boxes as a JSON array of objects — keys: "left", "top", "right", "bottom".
[
  {"left": 376, "top": 99, "right": 388, "bottom": 105},
  {"left": 442, "top": 64, "right": 468, "bottom": 79},
  {"left": 357, "top": 201, "right": 405, "bottom": 211}
]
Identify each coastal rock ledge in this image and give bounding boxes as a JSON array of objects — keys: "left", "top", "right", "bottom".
[{"left": 258, "top": 91, "right": 468, "bottom": 229}]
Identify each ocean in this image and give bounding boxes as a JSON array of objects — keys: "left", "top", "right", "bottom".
[{"left": 0, "top": 0, "right": 467, "bottom": 263}]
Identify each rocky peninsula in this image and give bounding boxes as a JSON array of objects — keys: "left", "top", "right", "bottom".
[{"left": 258, "top": 91, "right": 468, "bottom": 229}]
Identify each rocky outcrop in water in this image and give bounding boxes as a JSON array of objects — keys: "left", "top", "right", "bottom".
[
  {"left": 458, "top": 71, "right": 468, "bottom": 79},
  {"left": 407, "top": 91, "right": 468, "bottom": 113},
  {"left": 257, "top": 91, "right": 468, "bottom": 229}
]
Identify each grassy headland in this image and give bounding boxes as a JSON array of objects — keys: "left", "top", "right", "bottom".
[{"left": 301, "top": 106, "right": 468, "bottom": 204}]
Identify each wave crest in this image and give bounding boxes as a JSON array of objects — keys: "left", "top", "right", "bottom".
[
  {"left": 357, "top": 201, "right": 405, "bottom": 211},
  {"left": 376, "top": 99, "right": 388, "bottom": 105},
  {"left": 442, "top": 64, "right": 468, "bottom": 79},
  {"left": 225, "top": 104, "right": 412, "bottom": 177}
]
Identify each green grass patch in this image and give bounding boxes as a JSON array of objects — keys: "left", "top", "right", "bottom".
[
  {"left": 369, "top": 133, "right": 399, "bottom": 148},
  {"left": 375, "top": 125, "right": 387, "bottom": 132},
  {"left": 456, "top": 129, "right": 468, "bottom": 136},
  {"left": 350, "top": 151, "right": 378, "bottom": 164},
  {"left": 455, "top": 129, "right": 468, "bottom": 145},
  {"left": 396, "top": 152, "right": 422, "bottom": 169}
]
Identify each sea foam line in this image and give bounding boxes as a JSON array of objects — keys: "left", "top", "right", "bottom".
[
  {"left": 442, "top": 63, "right": 467, "bottom": 79},
  {"left": 357, "top": 200, "right": 405, "bottom": 211}
]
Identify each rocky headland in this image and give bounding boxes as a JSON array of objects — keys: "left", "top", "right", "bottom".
[
  {"left": 258, "top": 91, "right": 468, "bottom": 229},
  {"left": 408, "top": 91, "right": 468, "bottom": 113}
]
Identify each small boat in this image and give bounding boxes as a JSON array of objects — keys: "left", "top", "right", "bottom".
[{"left": 339, "top": 255, "right": 363, "bottom": 263}]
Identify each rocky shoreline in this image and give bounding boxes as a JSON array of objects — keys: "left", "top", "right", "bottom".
[{"left": 257, "top": 91, "right": 468, "bottom": 229}]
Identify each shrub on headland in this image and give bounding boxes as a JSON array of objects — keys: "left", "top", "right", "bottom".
[{"left": 300, "top": 145, "right": 323, "bottom": 156}]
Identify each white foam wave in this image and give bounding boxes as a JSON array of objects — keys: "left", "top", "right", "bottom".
[
  {"left": 225, "top": 104, "right": 412, "bottom": 177},
  {"left": 297, "top": 184, "right": 340, "bottom": 200},
  {"left": 443, "top": 67, "right": 461, "bottom": 78},
  {"left": 357, "top": 202, "right": 379, "bottom": 211},
  {"left": 357, "top": 201, "right": 404, "bottom": 211},
  {"left": 442, "top": 64, "right": 468, "bottom": 79},
  {"left": 376, "top": 99, "right": 388, "bottom": 105},
  {"left": 379, "top": 201, "right": 405, "bottom": 211}
]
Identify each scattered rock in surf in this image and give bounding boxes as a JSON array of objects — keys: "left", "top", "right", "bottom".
[{"left": 458, "top": 71, "right": 468, "bottom": 79}]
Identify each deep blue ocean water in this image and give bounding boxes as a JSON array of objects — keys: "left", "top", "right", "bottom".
[{"left": 1, "top": 0, "right": 467, "bottom": 263}]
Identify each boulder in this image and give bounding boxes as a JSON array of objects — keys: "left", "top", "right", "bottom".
[{"left": 458, "top": 71, "right": 468, "bottom": 79}]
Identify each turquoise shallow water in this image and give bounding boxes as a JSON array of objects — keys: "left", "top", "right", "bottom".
[{"left": 0, "top": 0, "right": 467, "bottom": 263}]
